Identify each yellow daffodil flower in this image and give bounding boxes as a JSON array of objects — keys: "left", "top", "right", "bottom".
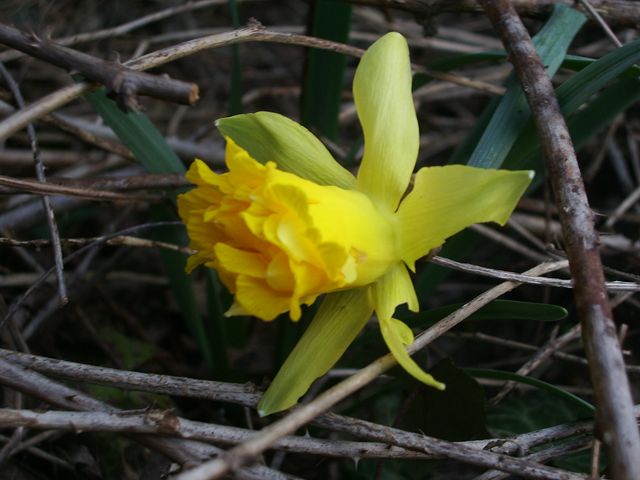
[{"left": 178, "top": 32, "right": 533, "bottom": 416}]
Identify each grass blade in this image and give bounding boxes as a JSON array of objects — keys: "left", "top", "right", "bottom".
[
  {"left": 301, "top": 0, "right": 352, "bottom": 141},
  {"left": 466, "top": 368, "right": 595, "bottom": 416},
  {"left": 408, "top": 300, "right": 567, "bottom": 328},
  {"left": 464, "top": 4, "right": 586, "bottom": 168}
]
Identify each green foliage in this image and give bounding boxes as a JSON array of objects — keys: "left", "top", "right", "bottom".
[
  {"left": 463, "top": 4, "right": 586, "bottom": 168},
  {"left": 406, "top": 300, "right": 567, "bottom": 328},
  {"left": 301, "top": 0, "right": 352, "bottom": 140},
  {"left": 468, "top": 368, "right": 595, "bottom": 415}
]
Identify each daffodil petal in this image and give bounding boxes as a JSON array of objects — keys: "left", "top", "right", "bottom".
[
  {"left": 354, "top": 32, "right": 419, "bottom": 212},
  {"left": 397, "top": 165, "right": 534, "bottom": 270},
  {"left": 216, "top": 112, "right": 355, "bottom": 189},
  {"left": 258, "top": 288, "right": 373, "bottom": 416},
  {"left": 371, "top": 262, "right": 419, "bottom": 320},
  {"left": 379, "top": 316, "right": 445, "bottom": 390}
]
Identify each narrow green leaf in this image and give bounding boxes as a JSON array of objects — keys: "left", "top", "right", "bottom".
[
  {"left": 466, "top": 368, "right": 595, "bottom": 415},
  {"left": 465, "top": 4, "right": 586, "bottom": 168},
  {"left": 407, "top": 300, "right": 567, "bottom": 328},
  {"left": 151, "top": 211, "right": 214, "bottom": 369},
  {"left": 507, "top": 77, "right": 640, "bottom": 173},
  {"left": 258, "top": 288, "right": 372, "bottom": 416},
  {"left": 216, "top": 111, "right": 355, "bottom": 188},
  {"left": 301, "top": 0, "right": 351, "bottom": 141},
  {"left": 505, "top": 38, "right": 640, "bottom": 169},
  {"left": 85, "top": 88, "right": 184, "bottom": 174}
]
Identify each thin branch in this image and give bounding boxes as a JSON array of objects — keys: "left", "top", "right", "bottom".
[
  {"left": 479, "top": 2, "right": 640, "bottom": 479},
  {"left": 0, "top": 22, "right": 198, "bottom": 110},
  {"left": 0, "top": 347, "right": 629, "bottom": 471},
  {"left": 430, "top": 255, "right": 640, "bottom": 291},
  {"left": 35, "top": 174, "right": 188, "bottom": 191},
  {"left": 0, "top": 21, "right": 502, "bottom": 142},
  {"left": 604, "top": 183, "right": 640, "bottom": 229},
  {"left": 575, "top": 0, "right": 623, "bottom": 47},
  {"left": 489, "top": 323, "right": 583, "bottom": 405},
  {"left": 0, "top": 358, "right": 288, "bottom": 480},
  {"left": 0, "top": 432, "right": 73, "bottom": 471},
  {"left": 0, "top": 0, "right": 238, "bottom": 62},
  {"left": 0, "top": 99, "right": 135, "bottom": 159},
  {"left": 344, "top": 0, "right": 640, "bottom": 28},
  {"left": 0, "top": 175, "right": 159, "bottom": 201},
  {"left": 0, "top": 62, "right": 67, "bottom": 306},
  {"left": 0, "top": 348, "right": 261, "bottom": 407},
  {"left": 0, "top": 235, "right": 191, "bottom": 254},
  {"left": 0, "top": 222, "right": 182, "bottom": 330},
  {"left": 0, "top": 408, "right": 438, "bottom": 461},
  {"left": 456, "top": 331, "right": 640, "bottom": 374}
]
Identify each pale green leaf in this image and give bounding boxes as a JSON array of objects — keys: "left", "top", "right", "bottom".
[
  {"left": 258, "top": 288, "right": 372, "bottom": 416},
  {"left": 216, "top": 112, "right": 355, "bottom": 189}
]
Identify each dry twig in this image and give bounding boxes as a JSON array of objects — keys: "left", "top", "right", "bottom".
[
  {"left": 0, "top": 21, "right": 502, "bottom": 142},
  {"left": 0, "top": 22, "right": 198, "bottom": 110},
  {"left": 0, "top": 62, "right": 68, "bottom": 306},
  {"left": 0, "top": 358, "right": 289, "bottom": 479},
  {"left": 345, "top": 0, "right": 640, "bottom": 28}
]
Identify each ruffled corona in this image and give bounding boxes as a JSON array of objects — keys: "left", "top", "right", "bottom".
[{"left": 178, "top": 138, "right": 398, "bottom": 321}]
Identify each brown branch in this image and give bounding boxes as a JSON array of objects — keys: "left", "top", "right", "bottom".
[
  {"left": 0, "top": 348, "right": 613, "bottom": 472},
  {"left": 0, "top": 175, "right": 159, "bottom": 201},
  {"left": 0, "top": 21, "right": 503, "bottom": 142},
  {"left": 0, "top": 22, "right": 198, "bottom": 110},
  {"left": 0, "top": 408, "right": 436, "bottom": 461},
  {"left": 0, "top": 99, "right": 134, "bottom": 159},
  {"left": 345, "top": 0, "right": 640, "bottom": 28},
  {"left": 0, "top": 357, "right": 287, "bottom": 479},
  {"left": 0, "top": 0, "right": 234, "bottom": 63},
  {"left": 0, "top": 62, "right": 67, "bottom": 306},
  {"left": 479, "top": 2, "right": 640, "bottom": 479},
  {"left": 41, "top": 174, "right": 189, "bottom": 190}
]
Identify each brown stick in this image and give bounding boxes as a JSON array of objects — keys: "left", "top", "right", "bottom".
[
  {"left": 479, "top": 1, "right": 640, "bottom": 479},
  {"left": 0, "top": 357, "right": 287, "bottom": 479},
  {"left": 346, "top": 0, "right": 640, "bottom": 28},
  {"left": 0, "top": 175, "right": 158, "bottom": 201},
  {"left": 0, "top": 22, "right": 198, "bottom": 110}
]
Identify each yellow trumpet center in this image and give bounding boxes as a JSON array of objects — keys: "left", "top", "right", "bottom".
[{"left": 177, "top": 139, "right": 399, "bottom": 321}]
